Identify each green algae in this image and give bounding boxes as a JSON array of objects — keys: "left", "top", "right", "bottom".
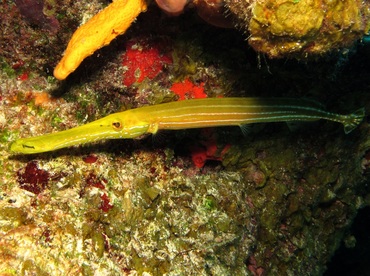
[
  {"left": 0, "top": 129, "right": 15, "bottom": 144},
  {"left": 0, "top": 57, "right": 16, "bottom": 78},
  {"left": 0, "top": 206, "right": 28, "bottom": 232},
  {"left": 172, "top": 37, "right": 202, "bottom": 81}
]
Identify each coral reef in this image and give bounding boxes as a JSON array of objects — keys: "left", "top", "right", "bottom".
[
  {"left": 52, "top": 0, "right": 370, "bottom": 80},
  {"left": 1, "top": 0, "right": 370, "bottom": 275}
]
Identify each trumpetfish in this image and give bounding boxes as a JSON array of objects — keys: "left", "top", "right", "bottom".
[{"left": 10, "top": 97, "right": 365, "bottom": 154}]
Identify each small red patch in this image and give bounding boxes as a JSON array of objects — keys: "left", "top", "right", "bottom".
[
  {"left": 189, "top": 143, "right": 230, "bottom": 168},
  {"left": 17, "top": 161, "right": 50, "bottom": 194},
  {"left": 41, "top": 228, "right": 53, "bottom": 243},
  {"left": 170, "top": 78, "right": 207, "bottom": 100},
  {"left": 189, "top": 145, "right": 207, "bottom": 168},
  {"left": 100, "top": 193, "right": 113, "bottom": 212},
  {"left": 188, "top": 129, "right": 231, "bottom": 168},
  {"left": 83, "top": 155, "right": 98, "bottom": 164},
  {"left": 12, "top": 60, "right": 25, "bottom": 69},
  {"left": 17, "top": 72, "right": 29, "bottom": 81},
  {"left": 247, "top": 255, "right": 265, "bottom": 276},
  {"left": 122, "top": 38, "right": 172, "bottom": 86},
  {"left": 85, "top": 172, "right": 106, "bottom": 190}
]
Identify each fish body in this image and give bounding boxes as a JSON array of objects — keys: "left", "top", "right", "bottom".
[{"left": 10, "top": 98, "right": 365, "bottom": 154}]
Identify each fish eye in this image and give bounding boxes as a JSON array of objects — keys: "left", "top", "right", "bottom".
[{"left": 112, "top": 121, "right": 123, "bottom": 130}]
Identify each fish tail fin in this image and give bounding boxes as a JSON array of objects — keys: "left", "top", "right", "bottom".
[{"left": 343, "top": 107, "right": 366, "bottom": 134}]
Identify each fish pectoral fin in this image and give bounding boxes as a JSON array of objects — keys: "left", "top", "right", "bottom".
[
  {"left": 239, "top": 124, "right": 252, "bottom": 136},
  {"left": 240, "top": 124, "right": 267, "bottom": 136},
  {"left": 151, "top": 130, "right": 171, "bottom": 146},
  {"left": 147, "top": 123, "right": 160, "bottom": 134}
]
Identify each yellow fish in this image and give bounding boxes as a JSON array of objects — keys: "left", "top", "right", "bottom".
[{"left": 10, "top": 98, "right": 365, "bottom": 154}]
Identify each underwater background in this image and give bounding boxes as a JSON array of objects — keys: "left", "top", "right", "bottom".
[{"left": 1, "top": 0, "right": 370, "bottom": 274}]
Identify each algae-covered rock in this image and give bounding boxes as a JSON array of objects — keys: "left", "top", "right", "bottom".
[
  {"left": 227, "top": 0, "right": 370, "bottom": 57},
  {"left": 221, "top": 125, "right": 369, "bottom": 274}
]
